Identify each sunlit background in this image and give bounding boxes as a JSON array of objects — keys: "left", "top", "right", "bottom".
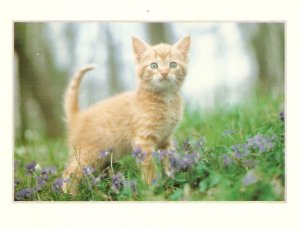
[{"left": 14, "top": 22, "right": 284, "bottom": 141}]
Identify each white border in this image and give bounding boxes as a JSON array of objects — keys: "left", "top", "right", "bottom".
[{"left": 1, "top": 0, "right": 300, "bottom": 229}]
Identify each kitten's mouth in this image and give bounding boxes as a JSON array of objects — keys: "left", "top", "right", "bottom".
[{"left": 159, "top": 76, "right": 170, "bottom": 81}]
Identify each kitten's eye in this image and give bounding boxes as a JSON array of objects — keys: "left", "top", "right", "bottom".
[
  {"left": 150, "top": 62, "right": 158, "bottom": 69},
  {"left": 169, "top": 62, "right": 177, "bottom": 69}
]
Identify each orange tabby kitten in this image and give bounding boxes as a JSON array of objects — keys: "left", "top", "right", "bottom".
[{"left": 62, "top": 36, "right": 191, "bottom": 193}]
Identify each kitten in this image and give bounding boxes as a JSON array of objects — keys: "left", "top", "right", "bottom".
[{"left": 62, "top": 36, "right": 190, "bottom": 193}]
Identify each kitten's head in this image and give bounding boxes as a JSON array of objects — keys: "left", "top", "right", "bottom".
[{"left": 132, "top": 36, "right": 190, "bottom": 93}]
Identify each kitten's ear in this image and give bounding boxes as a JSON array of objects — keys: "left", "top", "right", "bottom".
[
  {"left": 132, "top": 36, "right": 149, "bottom": 62},
  {"left": 174, "top": 36, "right": 191, "bottom": 55}
]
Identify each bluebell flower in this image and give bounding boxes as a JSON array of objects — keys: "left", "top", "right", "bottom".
[
  {"left": 247, "top": 134, "right": 275, "bottom": 154},
  {"left": 279, "top": 111, "right": 284, "bottom": 122},
  {"left": 99, "top": 148, "right": 112, "bottom": 159},
  {"left": 231, "top": 144, "right": 250, "bottom": 158},
  {"left": 25, "top": 161, "right": 36, "bottom": 175},
  {"left": 52, "top": 178, "right": 63, "bottom": 193},
  {"left": 16, "top": 188, "right": 34, "bottom": 200},
  {"left": 42, "top": 166, "right": 56, "bottom": 175},
  {"left": 132, "top": 146, "right": 146, "bottom": 163},
  {"left": 82, "top": 166, "right": 94, "bottom": 175},
  {"left": 169, "top": 151, "right": 200, "bottom": 172},
  {"left": 111, "top": 172, "right": 124, "bottom": 193}
]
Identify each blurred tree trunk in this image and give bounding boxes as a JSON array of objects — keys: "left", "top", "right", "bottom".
[
  {"left": 242, "top": 23, "right": 284, "bottom": 94},
  {"left": 146, "top": 23, "right": 172, "bottom": 44},
  {"left": 105, "top": 25, "right": 122, "bottom": 95},
  {"left": 14, "top": 23, "right": 65, "bottom": 141}
]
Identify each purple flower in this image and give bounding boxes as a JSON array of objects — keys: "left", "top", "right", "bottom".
[
  {"left": 35, "top": 175, "right": 47, "bottom": 191},
  {"left": 99, "top": 148, "right": 112, "bottom": 159},
  {"left": 111, "top": 172, "right": 124, "bottom": 193},
  {"left": 82, "top": 166, "right": 94, "bottom": 175},
  {"left": 247, "top": 134, "right": 275, "bottom": 154},
  {"left": 279, "top": 111, "right": 284, "bottom": 122},
  {"left": 52, "top": 178, "right": 63, "bottom": 193},
  {"left": 132, "top": 146, "right": 146, "bottom": 163},
  {"left": 231, "top": 144, "right": 250, "bottom": 159},
  {"left": 222, "top": 154, "right": 232, "bottom": 167},
  {"left": 16, "top": 188, "right": 34, "bottom": 200},
  {"left": 42, "top": 166, "right": 56, "bottom": 175},
  {"left": 169, "top": 152, "right": 200, "bottom": 172},
  {"left": 242, "top": 171, "right": 258, "bottom": 186},
  {"left": 25, "top": 161, "right": 36, "bottom": 175}
]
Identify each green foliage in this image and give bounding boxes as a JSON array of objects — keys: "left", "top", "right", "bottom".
[{"left": 14, "top": 95, "right": 284, "bottom": 201}]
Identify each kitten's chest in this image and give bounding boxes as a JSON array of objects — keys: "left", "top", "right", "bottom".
[{"left": 136, "top": 95, "right": 183, "bottom": 141}]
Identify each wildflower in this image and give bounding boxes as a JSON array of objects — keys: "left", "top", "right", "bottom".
[
  {"left": 16, "top": 188, "right": 34, "bottom": 200},
  {"left": 132, "top": 146, "right": 146, "bottom": 163},
  {"left": 222, "top": 154, "right": 232, "bottom": 167},
  {"left": 279, "top": 111, "right": 284, "bottom": 122},
  {"left": 111, "top": 172, "right": 124, "bottom": 193},
  {"left": 41, "top": 166, "right": 56, "bottom": 175},
  {"left": 52, "top": 178, "right": 63, "bottom": 193},
  {"left": 247, "top": 134, "right": 275, "bottom": 154},
  {"left": 169, "top": 152, "right": 200, "bottom": 172},
  {"left": 25, "top": 161, "right": 36, "bottom": 175},
  {"left": 231, "top": 144, "right": 250, "bottom": 159},
  {"left": 35, "top": 175, "right": 47, "bottom": 191},
  {"left": 82, "top": 166, "right": 94, "bottom": 175},
  {"left": 99, "top": 148, "right": 112, "bottom": 159},
  {"left": 242, "top": 171, "right": 258, "bottom": 186}
]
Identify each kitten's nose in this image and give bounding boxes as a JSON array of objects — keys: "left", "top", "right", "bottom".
[{"left": 160, "top": 69, "right": 169, "bottom": 78}]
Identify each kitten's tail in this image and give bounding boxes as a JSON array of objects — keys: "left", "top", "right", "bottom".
[{"left": 64, "top": 65, "right": 95, "bottom": 124}]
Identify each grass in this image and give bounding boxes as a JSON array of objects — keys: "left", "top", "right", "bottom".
[{"left": 14, "top": 94, "right": 285, "bottom": 201}]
